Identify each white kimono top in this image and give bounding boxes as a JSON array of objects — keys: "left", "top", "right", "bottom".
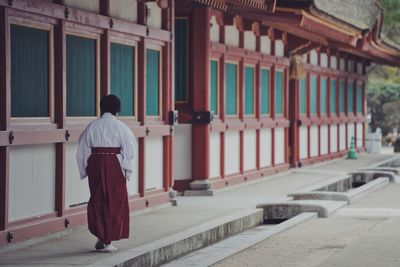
[{"left": 76, "top": 112, "right": 137, "bottom": 180}]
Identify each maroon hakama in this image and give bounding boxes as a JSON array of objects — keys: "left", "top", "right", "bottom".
[{"left": 86, "top": 147, "right": 129, "bottom": 243}]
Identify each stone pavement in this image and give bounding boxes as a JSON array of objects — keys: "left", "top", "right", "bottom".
[{"left": 0, "top": 153, "right": 396, "bottom": 267}]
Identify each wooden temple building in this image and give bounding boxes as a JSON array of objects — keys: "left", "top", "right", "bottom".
[{"left": 0, "top": 0, "right": 399, "bottom": 246}]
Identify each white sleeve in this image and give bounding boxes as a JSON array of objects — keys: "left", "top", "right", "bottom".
[
  {"left": 76, "top": 126, "right": 91, "bottom": 180},
  {"left": 120, "top": 125, "right": 137, "bottom": 181}
]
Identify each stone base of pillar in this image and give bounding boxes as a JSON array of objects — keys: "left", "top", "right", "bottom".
[{"left": 184, "top": 180, "right": 213, "bottom": 196}]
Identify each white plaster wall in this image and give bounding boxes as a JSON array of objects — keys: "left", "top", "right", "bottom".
[
  {"left": 225, "top": 26, "right": 239, "bottom": 47},
  {"left": 274, "top": 40, "right": 284, "bottom": 57},
  {"left": 310, "top": 50, "right": 318, "bottom": 66},
  {"left": 357, "top": 123, "right": 364, "bottom": 148},
  {"left": 65, "top": 142, "right": 90, "bottom": 208},
  {"left": 260, "top": 128, "right": 272, "bottom": 167},
  {"left": 224, "top": 131, "right": 240, "bottom": 175},
  {"left": 145, "top": 137, "right": 163, "bottom": 190},
  {"left": 302, "top": 54, "right": 308, "bottom": 64},
  {"left": 173, "top": 124, "right": 192, "bottom": 180},
  {"left": 128, "top": 137, "right": 139, "bottom": 195},
  {"left": 274, "top": 128, "right": 285, "bottom": 165},
  {"left": 330, "top": 125, "right": 338, "bottom": 153},
  {"left": 244, "top": 31, "right": 256, "bottom": 51},
  {"left": 243, "top": 130, "right": 257, "bottom": 171},
  {"left": 320, "top": 53, "right": 328, "bottom": 68},
  {"left": 310, "top": 126, "right": 319, "bottom": 157},
  {"left": 340, "top": 58, "right": 346, "bottom": 71},
  {"left": 110, "top": 0, "right": 138, "bottom": 22},
  {"left": 330, "top": 56, "right": 337, "bottom": 69},
  {"left": 260, "top": 36, "right": 271, "bottom": 55},
  {"left": 339, "top": 124, "right": 346, "bottom": 151},
  {"left": 209, "top": 132, "right": 221, "bottom": 178},
  {"left": 210, "top": 16, "right": 220, "bottom": 43},
  {"left": 299, "top": 126, "right": 308, "bottom": 159},
  {"left": 320, "top": 125, "right": 329, "bottom": 155},
  {"left": 348, "top": 60, "right": 355, "bottom": 73},
  {"left": 9, "top": 144, "right": 55, "bottom": 221},
  {"left": 347, "top": 123, "right": 355, "bottom": 148},
  {"left": 357, "top": 62, "right": 363, "bottom": 75},
  {"left": 65, "top": 0, "right": 99, "bottom": 13},
  {"left": 146, "top": 2, "right": 162, "bottom": 29}
]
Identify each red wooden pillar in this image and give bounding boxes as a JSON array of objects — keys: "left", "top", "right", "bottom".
[
  {"left": 284, "top": 67, "right": 289, "bottom": 164},
  {"left": 191, "top": 6, "right": 210, "bottom": 183},
  {"left": 138, "top": 38, "right": 146, "bottom": 197},
  {"left": 239, "top": 58, "right": 244, "bottom": 174},
  {"left": 289, "top": 79, "right": 299, "bottom": 167},
  {"left": 0, "top": 7, "right": 10, "bottom": 231},
  {"left": 220, "top": 53, "right": 226, "bottom": 178},
  {"left": 100, "top": 30, "right": 110, "bottom": 97},
  {"left": 270, "top": 64, "right": 276, "bottom": 166},
  {"left": 54, "top": 20, "right": 66, "bottom": 217}
]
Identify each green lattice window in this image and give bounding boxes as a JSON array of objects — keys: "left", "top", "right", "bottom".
[
  {"left": 357, "top": 84, "right": 363, "bottom": 113},
  {"left": 225, "top": 63, "right": 237, "bottom": 115},
  {"left": 11, "top": 25, "right": 49, "bottom": 117},
  {"left": 310, "top": 75, "right": 317, "bottom": 114},
  {"left": 174, "top": 18, "right": 188, "bottom": 102},
  {"left": 110, "top": 43, "right": 134, "bottom": 116},
  {"left": 146, "top": 49, "right": 160, "bottom": 116},
  {"left": 347, "top": 81, "right": 354, "bottom": 114},
  {"left": 275, "top": 70, "right": 283, "bottom": 115},
  {"left": 210, "top": 60, "right": 218, "bottom": 115},
  {"left": 245, "top": 66, "right": 255, "bottom": 115},
  {"left": 320, "top": 77, "right": 327, "bottom": 114},
  {"left": 339, "top": 80, "right": 345, "bottom": 113},
  {"left": 330, "top": 79, "right": 337, "bottom": 114},
  {"left": 261, "top": 69, "right": 270, "bottom": 115},
  {"left": 299, "top": 78, "right": 306, "bottom": 114}
]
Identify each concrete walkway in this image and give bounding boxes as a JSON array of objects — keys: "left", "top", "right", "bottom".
[{"left": 0, "top": 153, "right": 396, "bottom": 267}]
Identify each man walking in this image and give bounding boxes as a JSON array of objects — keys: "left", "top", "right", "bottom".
[{"left": 77, "top": 94, "right": 137, "bottom": 252}]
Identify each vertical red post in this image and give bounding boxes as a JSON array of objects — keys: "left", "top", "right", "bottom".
[
  {"left": 289, "top": 79, "right": 299, "bottom": 167},
  {"left": 239, "top": 59, "right": 244, "bottom": 174},
  {"left": 220, "top": 54, "right": 226, "bottom": 178}
]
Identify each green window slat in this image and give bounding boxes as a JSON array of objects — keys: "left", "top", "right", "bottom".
[
  {"left": 347, "top": 81, "right": 354, "bottom": 114},
  {"left": 11, "top": 25, "right": 48, "bottom": 117},
  {"left": 275, "top": 71, "right": 283, "bottom": 115},
  {"left": 339, "top": 80, "right": 345, "bottom": 113},
  {"left": 174, "top": 19, "right": 188, "bottom": 102},
  {"left": 244, "top": 66, "right": 254, "bottom": 115},
  {"left": 225, "top": 63, "right": 237, "bottom": 115},
  {"left": 67, "top": 35, "right": 96, "bottom": 116},
  {"left": 310, "top": 76, "right": 317, "bottom": 114},
  {"left": 210, "top": 60, "right": 218, "bottom": 115},
  {"left": 146, "top": 49, "right": 160, "bottom": 116},
  {"left": 330, "top": 79, "right": 337, "bottom": 114},
  {"left": 357, "top": 84, "right": 363, "bottom": 113},
  {"left": 110, "top": 43, "right": 134, "bottom": 116},
  {"left": 299, "top": 78, "right": 306, "bottom": 114},
  {"left": 320, "top": 78, "right": 327, "bottom": 114},
  {"left": 261, "top": 69, "right": 270, "bottom": 114}
]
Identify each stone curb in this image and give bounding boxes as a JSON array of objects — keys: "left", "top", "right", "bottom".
[
  {"left": 346, "top": 177, "right": 389, "bottom": 202},
  {"left": 86, "top": 209, "right": 263, "bottom": 267}
]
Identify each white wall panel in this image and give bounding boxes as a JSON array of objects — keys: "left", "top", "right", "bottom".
[
  {"left": 299, "top": 126, "right": 308, "bottom": 159},
  {"left": 310, "top": 50, "right": 318, "bottom": 65},
  {"left": 357, "top": 62, "right": 363, "bottom": 75},
  {"left": 356, "top": 123, "right": 364, "bottom": 147},
  {"left": 275, "top": 40, "right": 284, "bottom": 57},
  {"left": 330, "top": 125, "right": 338, "bottom": 153},
  {"left": 209, "top": 132, "right": 221, "bottom": 178},
  {"left": 347, "top": 123, "right": 355, "bottom": 148},
  {"left": 320, "top": 53, "right": 328, "bottom": 68},
  {"left": 260, "top": 129, "right": 272, "bottom": 167},
  {"left": 274, "top": 128, "right": 285, "bottom": 165},
  {"left": 330, "top": 56, "right": 337, "bottom": 69},
  {"left": 210, "top": 16, "right": 220, "bottom": 43},
  {"left": 320, "top": 125, "right": 329, "bottom": 155},
  {"left": 110, "top": 0, "right": 138, "bottom": 22},
  {"left": 243, "top": 130, "right": 257, "bottom": 171},
  {"left": 65, "top": 0, "right": 99, "bottom": 13},
  {"left": 224, "top": 131, "right": 240, "bottom": 175},
  {"left": 146, "top": 2, "right": 162, "bottom": 29},
  {"left": 9, "top": 145, "right": 55, "bottom": 221},
  {"left": 128, "top": 137, "right": 139, "bottom": 195},
  {"left": 260, "top": 36, "right": 271, "bottom": 54},
  {"left": 145, "top": 137, "right": 163, "bottom": 190},
  {"left": 310, "top": 126, "right": 319, "bottom": 157},
  {"left": 173, "top": 125, "right": 192, "bottom": 180},
  {"left": 65, "top": 143, "right": 90, "bottom": 208},
  {"left": 339, "top": 124, "right": 346, "bottom": 151},
  {"left": 244, "top": 31, "right": 256, "bottom": 51},
  {"left": 340, "top": 58, "right": 346, "bottom": 71},
  {"left": 348, "top": 60, "right": 355, "bottom": 72},
  {"left": 225, "top": 26, "right": 239, "bottom": 47}
]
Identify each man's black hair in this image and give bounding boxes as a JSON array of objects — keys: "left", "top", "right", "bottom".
[{"left": 100, "top": 94, "right": 121, "bottom": 116}]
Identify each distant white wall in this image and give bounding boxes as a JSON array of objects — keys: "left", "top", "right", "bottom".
[
  {"left": 274, "top": 128, "right": 285, "bottom": 164},
  {"left": 224, "top": 131, "right": 240, "bottom": 175},
  {"left": 339, "top": 124, "right": 346, "bottom": 151},
  {"left": 330, "top": 56, "right": 337, "bottom": 69},
  {"left": 299, "top": 126, "right": 308, "bottom": 159},
  {"left": 9, "top": 144, "right": 55, "bottom": 221},
  {"left": 320, "top": 53, "right": 328, "bottom": 68},
  {"left": 347, "top": 123, "right": 355, "bottom": 149},
  {"left": 110, "top": 0, "right": 138, "bottom": 22},
  {"left": 357, "top": 62, "right": 363, "bottom": 75},
  {"left": 146, "top": 2, "right": 162, "bottom": 29},
  {"left": 244, "top": 31, "right": 256, "bottom": 51},
  {"left": 243, "top": 130, "right": 257, "bottom": 171},
  {"left": 310, "top": 126, "right": 319, "bottom": 157},
  {"left": 320, "top": 125, "right": 329, "bottom": 155},
  {"left": 128, "top": 137, "right": 139, "bottom": 195},
  {"left": 310, "top": 50, "right": 318, "bottom": 66},
  {"left": 260, "top": 36, "right": 271, "bottom": 55},
  {"left": 274, "top": 40, "right": 284, "bottom": 57},
  {"left": 145, "top": 137, "right": 163, "bottom": 190},
  {"left": 209, "top": 132, "right": 221, "bottom": 178},
  {"left": 356, "top": 123, "right": 364, "bottom": 147},
  {"left": 65, "top": 0, "right": 99, "bottom": 13},
  {"left": 330, "top": 125, "right": 338, "bottom": 153},
  {"left": 210, "top": 16, "right": 220, "bottom": 43},
  {"left": 260, "top": 128, "right": 272, "bottom": 167},
  {"left": 173, "top": 124, "right": 192, "bottom": 181},
  {"left": 225, "top": 25, "right": 239, "bottom": 47},
  {"left": 340, "top": 58, "right": 346, "bottom": 71}
]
